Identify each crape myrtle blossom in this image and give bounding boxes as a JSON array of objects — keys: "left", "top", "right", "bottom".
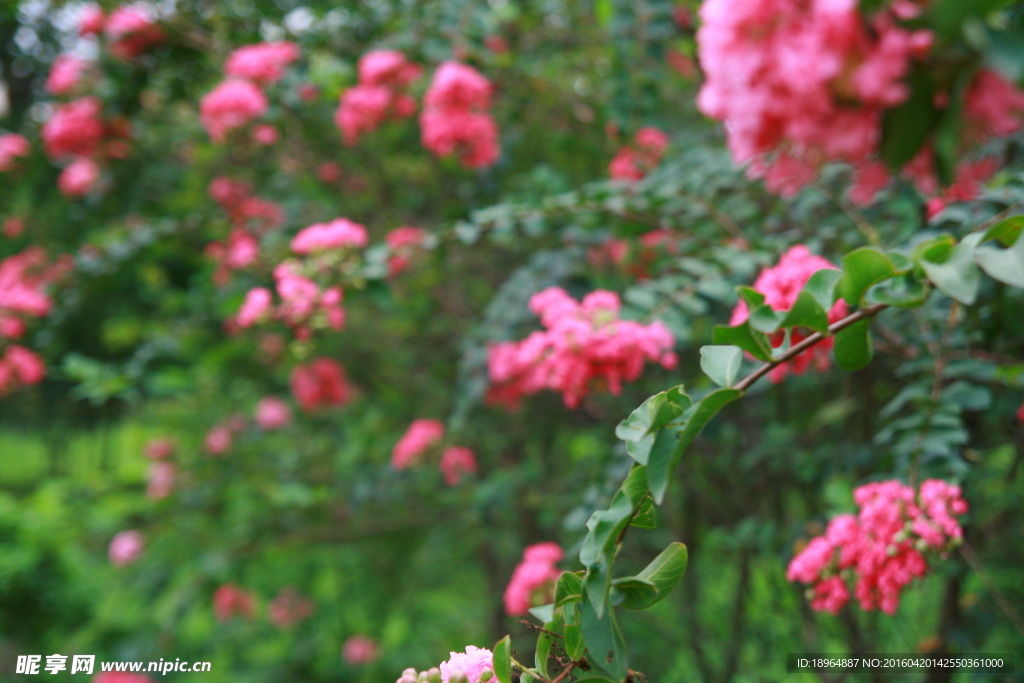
[
  {"left": 146, "top": 461, "right": 175, "bottom": 500},
  {"left": 255, "top": 396, "right": 292, "bottom": 429},
  {"left": 104, "top": 5, "right": 164, "bottom": 60},
  {"left": 503, "top": 542, "right": 563, "bottom": 615},
  {"left": 392, "top": 418, "right": 445, "bottom": 469},
  {"left": 267, "top": 587, "right": 314, "bottom": 628},
  {"left": 440, "top": 446, "right": 477, "bottom": 485},
  {"left": 58, "top": 157, "right": 101, "bottom": 197},
  {"left": 0, "top": 345, "right": 46, "bottom": 397},
  {"left": 290, "top": 357, "right": 352, "bottom": 412},
  {"left": 206, "top": 229, "right": 259, "bottom": 286},
  {"left": 42, "top": 97, "right": 105, "bottom": 158},
  {"left": 225, "top": 42, "right": 300, "bottom": 86},
  {"left": 108, "top": 530, "right": 144, "bottom": 566},
  {"left": 291, "top": 218, "right": 369, "bottom": 254},
  {"left": 47, "top": 54, "right": 90, "bottom": 95},
  {"left": 487, "top": 288, "right": 677, "bottom": 408},
  {"left": 787, "top": 479, "right": 967, "bottom": 614},
  {"left": 208, "top": 177, "right": 284, "bottom": 231},
  {"left": 729, "top": 245, "right": 847, "bottom": 382},
  {"left": 342, "top": 635, "right": 379, "bottom": 664},
  {"left": 78, "top": 4, "right": 105, "bottom": 36},
  {"left": 200, "top": 80, "right": 268, "bottom": 142},
  {"left": 144, "top": 437, "right": 175, "bottom": 460},
  {"left": 213, "top": 583, "right": 257, "bottom": 621},
  {"left": 397, "top": 646, "right": 496, "bottom": 683},
  {"left": 0, "top": 133, "right": 30, "bottom": 171},
  {"left": 336, "top": 50, "right": 420, "bottom": 145},
  {"left": 696, "top": 0, "right": 932, "bottom": 198},
  {"left": 609, "top": 127, "right": 670, "bottom": 181},
  {"left": 385, "top": 226, "right": 428, "bottom": 276},
  {"left": 420, "top": 62, "right": 500, "bottom": 168}
]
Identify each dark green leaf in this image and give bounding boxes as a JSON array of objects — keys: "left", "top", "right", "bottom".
[
  {"left": 583, "top": 558, "right": 612, "bottom": 618},
  {"left": 779, "top": 291, "right": 830, "bottom": 333},
  {"left": 627, "top": 542, "right": 689, "bottom": 609},
  {"left": 833, "top": 319, "right": 874, "bottom": 372},
  {"left": 630, "top": 495, "right": 657, "bottom": 529},
  {"left": 564, "top": 623, "right": 586, "bottom": 660},
  {"left": 839, "top": 248, "right": 896, "bottom": 306},
  {"left": 610, "top": 577, "right": 658, "bottom": 608},
  {"left": 492, "top": 636, "right": 513, "bottom": 683},
  {"left": 536, "top": 613, "right": 562, "bottom": 678},
  {"left": 554, "top": 571, "right": 584, "bottom": 607},
  {"left": 802, "top": 268, "right": 843, "bottom": 310},
  {"left": 581, "top": 601, "right": 628, "bottom": 682},
  {"left": 712, "top": 322, "right": 774, "bottom": 362},
  {"left": 700, "top": 345, "right": 743, "bottom": 387},
  {"left": 648, "top": 389, "right": 742, "bottom": 504},
  {"left": 615, "top": 386, "right": 690, "bottom": 464},
  {"left": 981, "top": 214, "right": 1024, "bottom": 246},
  {"left": 868, "top": 273, "right": 929, "bottom": 307},
  {"left": 919, "top": 234, "right": 981, "bottom": 304}
]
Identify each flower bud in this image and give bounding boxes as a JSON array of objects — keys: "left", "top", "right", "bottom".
[
  {"left": 479, "top": 669, "right": 494, "bottom": 682},
  {"left": 427, "top": 668, "right": 442, "bottom": 683},
  {"left": 450, "top": 673, "right": 469, "bottom": 683}
]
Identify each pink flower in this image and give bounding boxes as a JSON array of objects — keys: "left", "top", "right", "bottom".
[
  {"left": 440, "top": 446, "right": 477, "bottom": 485},
  {"left": 144, "top": 437, "right": 175, "bottom": 460},
  {"left": 291, "top": 218, "right": 368, "bottom": 253},
  {"left": 104, "top": 5, "right": 164, "bottom": 60},
  {"left": 420, "top": 108, "right": 500, "bottom": 169},
  {"left": 0, "top": 345, "right": 46, "bottom": 396},
  {"left": 358, "top": 50, "right": 421, "bottom": 88},
  {"left": 58, "top": 158, "right": 100, "bottom": 197},
  {"left": 253, "top": 124, "right": 279, "bottom": 145},
  {"left": 334, "top": 84, "right": 398, "bottom": 145},
  {"left": 267, "top": 587, "right": 314, "bottom": 628},
  {"left": 318, "top": 162, "right": 342, "bottom": 183},
  {"left": 47, "top": 54, "right": 89, "bottom": 95},
  {"left": 439, "top": 646, "right": 495, "bottom": 683},
  {"left": 964, "top": 70, "right": 1024, "bottom": 141},
  {"left": 213, "top": 583, "right": 256, "bottom": 621},
  {"left": 209, "top": 176, "right": 251, "bottom": 208},
  {"left": 392, "top": 418, "right": 445, "bottom": 469},
  {"left": 79, "top": 4, "right": 105, "bottom": 36},
  {"left": 2, "top": 217, "right": 24, "bottom": 238},
  {"left": 696, "top": 0, "right": 930, "bottom": 196},
  {"left": 0, "top": 134, "right": 30, "bottom": 172},
  {"left": 236, "top": 287, "right": 273, "bottom": 328},
  {"left": 503, "top": 542, "right": 563, "bottom": 615},
  {"left": 93, "top": 673, "right": 154, "bottom": 683},
  {"left": 290, "top": 358, "right": 352, "bottom": 412},
  {"left": 487, "top": 288, "right": 676, "bottom": 408},
  {"left": 146, "top": 461, "right": 175, "bottom": 500},
  {"left": 342, "top": 635, "right": 379, "bottom": 665},
  {"left": 609, "top": 147, "right": 644, "bottom": 181},
  {"left": 200, "top": 80, "right": 268, "bottom": 143},
  {"left": 424, "top": 62, "right": 492, "bottom": 110},
  {"left": 224, "top": 42, "right": 300, "bottom": 85},
  {"left": 109, "top": 530, "right": 144, "bottom": 566},
  {"left": 729, "top": 245, "right": 847, "bottom": 382},
  {"left": 255, "top": 396, "right": 292, "bottom": 429},
  {"left": 386, "top": 226, "right": 427, "bottom": 275},
  {"left": 42, "top": 97, "right": 104, "bottom": 158},
  {"left": 204, "top": 425, "right": 233, "bottom": 455}
]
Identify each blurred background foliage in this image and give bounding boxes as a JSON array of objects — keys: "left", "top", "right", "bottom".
[{"left": 1, "top": 0, "right": 1022, "bottom": 681}]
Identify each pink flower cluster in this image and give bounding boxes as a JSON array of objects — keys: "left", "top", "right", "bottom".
[
  {"left": 213, "top": 583, "right": 257, "bottom": 621},
  {"left": 787, "top": 479, "right": 967, "bottom": 615},
  {"left": 0, "top": 133, "right": 30, "bottom": 172},
  {"left": 208, "top": 177, "right": 284, "bottom": 231},
  {"left": 609, "top": 127, "right": 670, "bottom": 181},
  {"left": 696, "top": 0, "right": 932, "bottom": 197},
  {"left": 487, "top": 288, "right": 677, "bottom": 409},
  {"left": 144, "top": 436, "right": 176, "bottom": 499},
  {"left": 291, "top": 218, "right": 369, "bottom": 254},
  {"left": 42, "top": 97, "right": 105, "bottom": 158},
  {"left": 267, "top": 587, "right": 314, "bottom": 628},
  {"left": 420, "top": 62, "right": 500, "bottom": 168},
  {"left": 729, "top": 245, "right": 847, "bottom": 383},
  {"left": 104, "top": 5, "right": 164, "bottom": 60},
  {"left": 0, "top": 345, "right": 46, "bottom": 398},
  {"left": 225, "top": 42, "right": 300, "bottom": 86},
  {"left": 440, "top": 446, "right": 477, "bottom": 485},
  {"left": 343, "top": 635, "right": 380, "bottom": 665},
  {"left": 503, "top": 542, "right": 563, "bottom": 615},
  {"left": 385, "top": 226, "right": 428, "bottom": 276},
  {"left": 200, "top": 79, "right": 268, "bottom": 142},
  {"left": 255, "top": 396, "right": 292, "bottom": 429},
  {"left": 47, "top": 54, "right": 90, "bottom": 95},
  {"left": 335, "top": 50, "right": 420, "bottom": 145},
  {"left": 391, "top": 418, "right": 445, "bottom": 469},
  {"left": 205, "top": 228, "right": 259, "bottom": 286},
  {"left": 290, "top": 357, "right": 352, "bottom": 412},
  {"left": 58, "top": 157, "right": 101, "bottom": 197},
  {"left": 109, "top": 530, "right": 144, "bottom": 566}
]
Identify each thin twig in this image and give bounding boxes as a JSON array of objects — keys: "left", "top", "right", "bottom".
[{"left": 734, "top": 304, "right": 889, "bottom": 392}]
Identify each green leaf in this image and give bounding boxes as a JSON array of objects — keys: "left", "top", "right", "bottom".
[
  {"left": 747, "top": 303, "right": 786, "bottom": 333},
  {"left": 536, "top": 613, "right": 562, "bottom": 678},
  {"left": 610, "top": 577, "right": 658, "bottom": 608},
  {"left": 833, "top": 319, "right": 874, "bottom": 372},
  {"left": 628, "top": 542, "right": 689, "bottom": 609},
  {"left": 583, "top": 558, "right": 612, "bottom": 618},
  {"left": 648, "top": 389, "right": 742, "bottom": 504},
  {"left": 736, "top": 286, "right": 765, "bottom": 308},
  {"left": 839, "top": 248, "right": 896, "bottom": 306},
  {"left": 581, "top": 601, "right": 628, "bottom": 682},
  {"left": 778, "top": 290, "right": 830, "bottom": 333},
  {"left": 579, "top": 493, "right": 633, "bottom": 568},
  {"left": 554, "top": 571, "right": 584, "bottom": 607},
  {"left": 803, "top": 268, "right": 843, "bottom": 310},
  {"left": 919, "top": 234, "right": 981, "bottom": 304},
  {"left": 975, "top": 218, "right": 1024, "bottom": 288},
  {"left": 700, "top": 345, "right": 743, "bottom": 388},
  {"left": 492, "top": 636, "right": 513, "bottom": 683},
  {"left": 880, "top": 68, "right": 937, "bottom": 169},
  {"left": 529, "top": 604, "right": 554, "bottom": 623},
  {"left": 712, "top": 322, "right": 774, "bottom": 362},
  {"left": 630, "top": 495, "right": 657, "bottom": 529},
  {"left": 564, "top": 623, "right": 586, "bottom": 660},
  {"left": 868, "top": 273, "right": 929, "bottom": 307},
  {"left": 615, "top": 386, "right": 691, "bottom": 464}
]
